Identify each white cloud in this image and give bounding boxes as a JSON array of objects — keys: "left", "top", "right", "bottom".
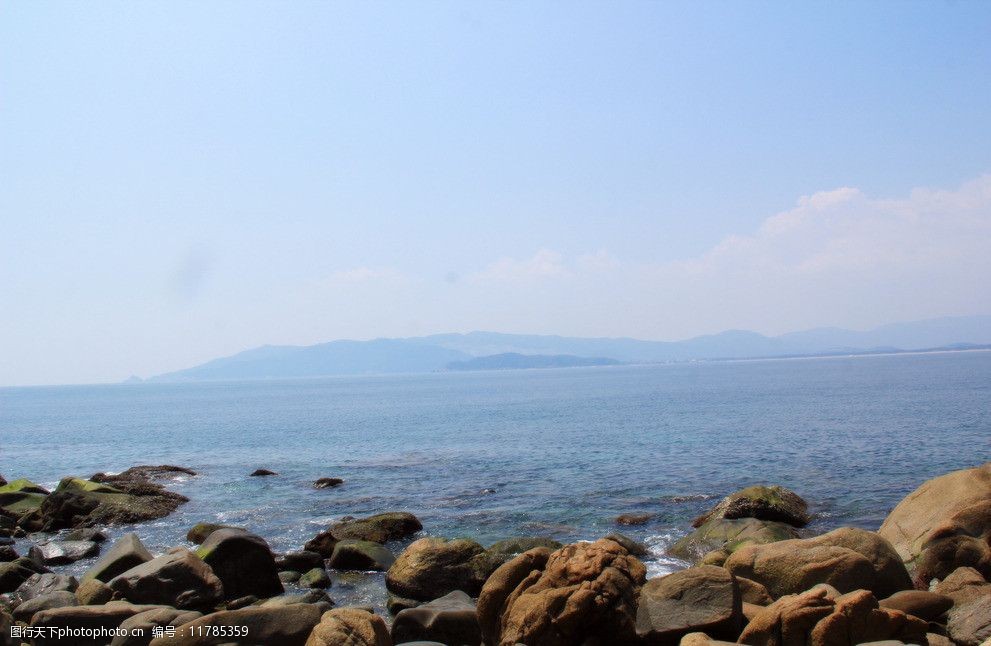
[{"left": 467, "top": 248, "right": 570, "bottom": 283}]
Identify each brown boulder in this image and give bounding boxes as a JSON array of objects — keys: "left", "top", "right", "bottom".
[
  {"left": 738, "top": 587, "right": 927, "bottom": 646},
  {"left": 305, "top": 607, "right": 391, "bottom": 646},
  {"left": 111, "top": 607, "right": 203, "bottom": 646},
  {"left": 30, "top": 602, "right": 167, "bottom": 646},
  {"left": 879, "top": 462, "right": 991, "bottom": 572},
  {"left": 934, "top": 566, "right": 991, "bottom": 605},
  {"left": 878, "top": 590, "right": 953, "bottom": 621},
  {"left": 947, "top": 594, "right": 991, "bottom": 646},
  {"left": 914, "top": 499, "right": 991, "bottom": 588},
  {"left": 386, "top": 537, "right": 502, "bottom": 601},
  {"left": 636, "top": 565, "right": 743, "bottom": 645},
  {"left": 724, "top": 527, "right": 912, "bottom": 599},
  {"left": 477, "top": 538, "right": 645, "bottom": 646},
  {"left": 476, "top": 547, "right": 551, "bottom": 644},
  {"left": 694, "top": 485, "right": 810, "bottom": 528}
]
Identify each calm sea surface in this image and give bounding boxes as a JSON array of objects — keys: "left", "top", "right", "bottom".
[{"left": 2, "top": 351, "right": 989, "bottom": 608}]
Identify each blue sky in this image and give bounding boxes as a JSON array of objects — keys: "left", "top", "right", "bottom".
[{"left": 2, "top": 1, "right": 990, "bottom": 385}]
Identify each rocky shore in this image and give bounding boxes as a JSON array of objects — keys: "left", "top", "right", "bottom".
[{"left": 1, "top": 462, "right": 990, "bottom": 646}]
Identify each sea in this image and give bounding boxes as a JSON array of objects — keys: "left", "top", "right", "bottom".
[{"left": 2, "top": 350, "right": 989, "bottom": 610}]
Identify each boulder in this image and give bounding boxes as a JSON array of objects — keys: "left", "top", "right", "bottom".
[
  {"left": 0, "top": 478, "right": 50, "bottom": 516},
  {"left": 476, "top": 547, "right": 552, "bottom": 643},
  {"left": 0, "top": 545, "right": 16, "bottom": 562},
  {"left": 604, "top": 532, "right": 649, "bottom": 557},
  {"left": 724, "top": 527, "right": 913, "bottom": 599},
  {"left": 0, "top": 608, "right": 13, "bottom": 646},
  {"left": 19, "top": 475, "right": 188, "bottom": 531},
  {"left": 477, "top": 538, "right": 646, "bottom": 646},
  {"left": 330, "top": 540, "right": 396, "bottom": 571},
  {"left": 300, "top": 567, "right": 331, "bottom": 588},
  {"left": 30, "top": 602, "right": 168, "bottom": 646},
  {"left": 186, "top": 522, "right": 242, "bottom": 544},
  {"left": 386, "top": 537, "right": 503, "bottom": 602},
  {"left": 307, "top": 512, "right": 423, "bottom": 555},
  {"left": 879, "top": 462, "right": 991, "bottom": 571},
  {"left": 280, "top": 570, "right": 302, "bottom": 583},
  {"left": 693, "top": 485, "right": 810, "bottom": 528},
  {"left": 487, "top": 537, "right": 563, "bottom": 555},
  {"left": 947, "top": 595, "right": 991, "bottom": 646},
  {"left": 669, "top": 517, "right": 800, "bottom": 563},
  {"left": 392, "top": 589, "right": 481, "bottom": 645},
  {"left": 636, "top": 565, "right": 743, "bottom": 645},
  {"left": 111, "top": 607, "right": 203, "bottom": 646},
  {"left": 738, "top": 588, "right": 928, "bottom": 646},
  {"left": 304, "top": 607, "right": 391, "bottom": 646},
  {"left": 15, "top": 572, "right": 78, "bottom": 601},
  {"left": 879, "top": 590, "right": 953, "bottom": 621},
  {"left": 62, "top": 527, "right": 109, "bottom": 542},
  {"left": 737, "top": 577, "right": 773, "bottom": 606},
  {"left": 250, "top": 469, "right": 278, "bottom": 476},
  {"left": 13, "top": 590, "right": 79, "bottom": 623},
  {"left": 276, "top": 550, "right": 324, "bottom": 572},
  {"left": 75, "top": 578, "right": 113, "bottom": 605},
  {"left": 147, "top": 603, "right": 324, "bottom": 646},
  {"left": 109, "top": 548, "right": 224, "bottom": 610},
  {"left": 934, "top": 566, "right": 991, "bottom": 605},
  {"left": 0, "top": 556, "right": 49, "bottom": 593},
  {"left": 83, "top": 533, "right": 153, "bottom": 582},
  {"left": 913, "top": 499, "right": 991, "bottom": 587},
  {"left": 29, "top": 539, "right": 100, "bottom": 565},
  {"left": 194, "top": 528, "right": 283, "bottom": 600},
  {"left": 617, "top": 513, "right": 653, "bottom": 526},
  {"left": 314, "top": 477, "right": 344, "bottom": 489}
]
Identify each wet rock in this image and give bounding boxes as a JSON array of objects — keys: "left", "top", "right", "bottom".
[
  {"left": 739, "top": 587, "right": 928, "bottom": 646},
  {"left": 93, "top": 465, "right": 196, "bottom": 482},
  {"left": 0, "top": 545, "right": 15, "bottom": 562},
  {"left": 300, "top": 567, "right": 331, "bottom": 589},
  {"left": 148, "top": 603, "right": 324, "bottom": 646},
  {"left": 0, "top": 478, "right": 49, "bottom": 516},
  {"left": 0, "top": 556, "right": 49, "bottom": 593},
  {"left": 0, "top": 608, "right": 13, "bottom": 646},
  {"left": 308, "top": 512, "right": 423, "bottom": 553},
  {"left": 20, "top": 475, "right": 188, "bottom": 531},
  {"left": 487, "top": 537, "right": 562, "bottom": 556},
  {"left": 477, "top": 539, "right": 645, "bottom": 646},
  {"left": 879, "top": 590, "right": 953, "bottom": 621},
  {"left": 275, "top": 550, "right": 324, "bottom": 572},
  {"left": 75, "top": 578, "right": 113, "bottom": 605},
  {"left": 724, "top": 527, "right": 913, "bottom": 599},
  {"left": 194, "top": 528, "right": 283, "bottom": 600},
  {"left": 947, "top": 594, "right": 991, "bottom": 646},
  {"left": 330, "top": 539, "right": 396, "bottom": 571},
  {"left": 693, "top": 485, "right": 810, "bottom": 528},
  {"left": 305, "top": 607, "right": 391, "bottom": 646},
  {"left": 109, "top": 548, "right": 224, "bottom": 610},
  {"left": 63, "top": 528, "right": 109, "bottom": 543},
  {"left": 260, "top": 589, "right": 332, "bottom": 608},
  {"left": 111, "top": 607, "right": 203, "bottom": 646},
  {"left": 392, "top": 590, "right": 481, "bottom": 645},
  {"left": 280, "top": 570, "right": 302, "bottom": 583},
  {"left": 15, "top": 572, "right": 78, "bottom": 601},
  {"left": 617, "top": 512, "right": 654, "bottom": 526},
  {"left": 636, "top": 565, "right": 743, "bottom": 645},
  {"left": 13, "top": 590, "right": 79, "bottom": 623},
  {"left": 83, "top": 532, "right": 153, "bottom": 582},
  {"left": 250, "top": 469, "right": 278, "bottom": 476},
  {"left": 386, "top": 537, "right": 503, "bottom": 602},
  {"left": 314, "top": 477, "right": 344, "bottom": 489},
  {"left": 670, "top": 517, "right": 800, "bottom": 563},
  {"left": 29, "top": 539, "right": 100, "bottom": 565},
  {"left": 186, "top": 522, "right": 242, "bottom": 545}
]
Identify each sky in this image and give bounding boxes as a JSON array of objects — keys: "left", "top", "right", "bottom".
[{"left": 2, "top": 1, "right": 990, "bottom": 386}]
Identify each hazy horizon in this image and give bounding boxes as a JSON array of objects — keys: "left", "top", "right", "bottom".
[{"left": 3, "top": 2, "right": 991, "bottom": 386}]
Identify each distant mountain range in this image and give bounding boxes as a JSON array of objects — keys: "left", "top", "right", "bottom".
[{"left": 148, "top": 315, "right": 991, "bottom": 382}]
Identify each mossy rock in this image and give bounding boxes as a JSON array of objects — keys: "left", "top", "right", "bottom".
[
  {"left": 186, "top": 522, "right": 243, "bottom": 545},
  {"left": 693, "top": 485, "right": 810, "bottom": 528},
  {"left": 669, "top": 517, "right": 800, "bottom": 563},
  {"left": 56, "top": 478, "right": 123, "bottom": 495},
  {"left": 0, "top": 491, "right": 47, "bottom": 515},
  {"left": 0, "top": 479, "right": 49, "bottom": 495}
]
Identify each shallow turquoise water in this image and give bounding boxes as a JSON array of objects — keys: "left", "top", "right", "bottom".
[{"left": 2, "top": 351, "right": 989, "bottom": 608}]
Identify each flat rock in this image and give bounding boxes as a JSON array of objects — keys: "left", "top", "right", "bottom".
[
  {"left": 16, "top": 572, "right": 78, "bottom": 601},
  {"left": 13, "top": 590, "right": 79, "bottom": 623},
  {"left": 83, "top": 532, "right": 153, "bottom": 582},
  {"left": 392, "top": 590, "right": 482, "bottom": 646},
  {"left": 29, "top": 539, "right": 100, "bottom": 565}
]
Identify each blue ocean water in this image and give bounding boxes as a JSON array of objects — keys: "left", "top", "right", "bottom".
[{"left": 2, "top": 351, "right": 989, "bottom": 608}]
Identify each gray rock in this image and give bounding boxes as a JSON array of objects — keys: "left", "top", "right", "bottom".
[
  {"left": 194, "top": 528, "right": 283, "bottom": 600},
  {"left": 109, "top": 548, "right": 224, "bottom": 610},
  {"left": 13, "top": 590, "right": 78, "bottom": 623},
  {"left": 111, "top": 607, "right": 203, "bottom": 646},
  {"left": 83, "top": 532, "right": 153, "bottom": 582},
  {"left": 299, "top": 567, "right": 331, "bottom": 589},
  {"left": 392, "top": 590, "right": 481, "bottom": 646},
  {"left": 947, "top": 594, "right": 991, "bottom": 646},
  {"left": 329, "top": 539, "right": 396, "bottom": 571},
  {"left": 29, "top": 540, "right": 100, "bottom": 565},
  {"left": 15, "top": 572, "right": 78, "bottom": 601},
  {"left": 0, "top": 556, "right": 49, "bottom": 593},
  {"left": 275, "top": 550, "right": 324, "bottom": 572}
]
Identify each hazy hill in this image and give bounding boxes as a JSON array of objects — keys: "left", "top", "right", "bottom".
[
  {"left": 150, "top": 315, "right": 991, "bottom": 382},
  {"left": 446, "top": 353, "right": 622, "bottom": 371}
]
